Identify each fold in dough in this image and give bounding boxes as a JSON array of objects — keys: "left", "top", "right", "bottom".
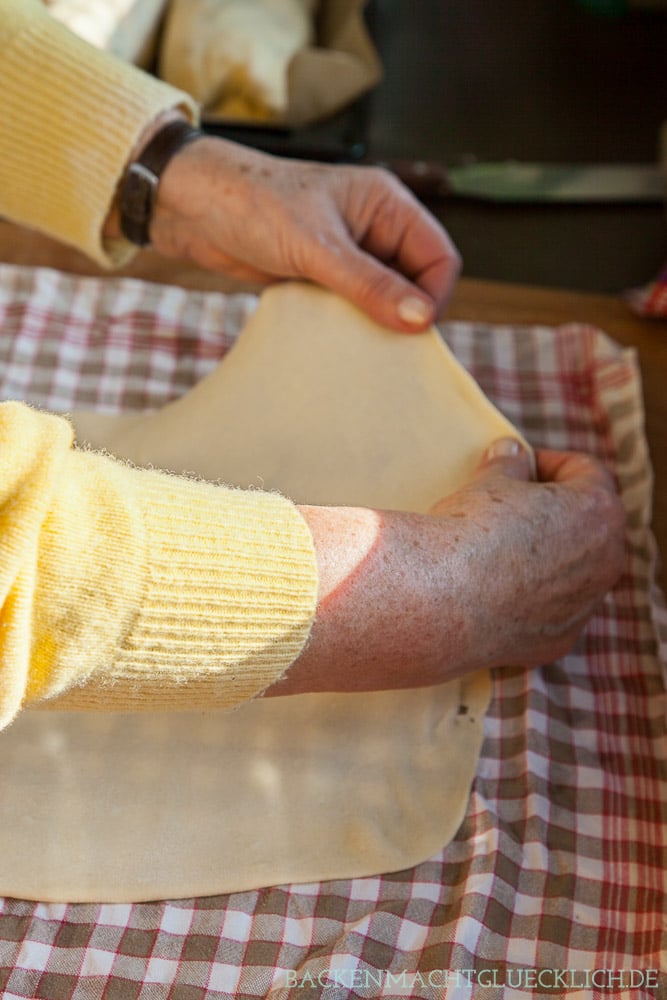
[
  {"left": 72, "top": 282, "right": 529, "bottom": 509},
  {"left": 0, "top": 283, "right": 526, "bottom": 902}
]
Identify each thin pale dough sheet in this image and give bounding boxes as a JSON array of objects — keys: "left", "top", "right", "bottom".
[
  {"left": 71, "top": 282, "right": 529, "bottom": 507},
  {"left": 0, "top": 283, "right": 525, "bottom": 902}
]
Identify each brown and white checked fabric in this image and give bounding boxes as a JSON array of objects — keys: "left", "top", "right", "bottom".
[
  {"left": 627, "top": 262, "right": 667, "bottom": 320},
  {"left": 0, "top": 263, "right": 664, "bottom": 1000}
]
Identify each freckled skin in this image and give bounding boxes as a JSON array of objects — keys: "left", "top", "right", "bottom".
[
  {"left": 150, "top": 134, "right": 461, "bottom": 332},
  {"left": 267, "top": 443, "right": 626, "bottom": 696}
]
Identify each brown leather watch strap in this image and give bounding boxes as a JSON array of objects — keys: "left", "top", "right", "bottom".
[{"left": 119, "top": 120, "right": 204, "bottom": 247}]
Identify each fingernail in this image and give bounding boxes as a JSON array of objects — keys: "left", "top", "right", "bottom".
[
  {"left": 397, "top": 295, "right": 432, "bottom": 326},
  {"left": 486, "top": 437, "right": 524, "bottom": 459}
]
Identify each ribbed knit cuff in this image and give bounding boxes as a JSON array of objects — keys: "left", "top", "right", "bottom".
[
  {"left": 0, "top": 0, "right": 197, "bottom": 266},
  {"left": 53, "top": 464, "right": 318, "bottom": 713},
  {"left": 0, "top": 404, "right": 147, "bottom": 727}
]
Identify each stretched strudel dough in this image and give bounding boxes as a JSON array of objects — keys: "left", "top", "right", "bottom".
[
  {"left": 71, "top": 282, "right": 528, "bottom": 507},
  {"left": 0, "top": 284, "right": 526, "bottom": 902}
]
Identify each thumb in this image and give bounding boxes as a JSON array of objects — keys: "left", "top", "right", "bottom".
[
  {"left": 313, "top": 244, "right": 438, "bottom": 333},
  {"left": 475, "top": 437, "right": 534, "bottom": 483}
]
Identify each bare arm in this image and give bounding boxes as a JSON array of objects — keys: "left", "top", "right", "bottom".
[{"left": 267, "top": 441, "right": 626, "bottom": 695}]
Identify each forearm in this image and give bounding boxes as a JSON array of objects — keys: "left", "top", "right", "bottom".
[
  {"left": 272, "top": 446, "right": 627, "bottom": 696},
  {"left": 0, "top": 400, "right": 625, "bottom": 724},
  {"left": 267, "top": 504, "right": 474, "bottom": 696},
  {"left": 0, "top": 0, "right": 197, "bottom": 266}
]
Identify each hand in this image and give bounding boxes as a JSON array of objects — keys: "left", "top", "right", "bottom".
[
  {"left": 270, "top": 440, "right": 626, "bottom": 695},
  {"left": 151, "top": 135, "right": 461, "bottom": 332},
  {"left": 428, "top": 439, "right": 627, "bottom": 674}
]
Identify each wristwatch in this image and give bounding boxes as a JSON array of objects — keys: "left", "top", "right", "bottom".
[{"left": 119, "top": 119, "right": 204, "bottom": 246}]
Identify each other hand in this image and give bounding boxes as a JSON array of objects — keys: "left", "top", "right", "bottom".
[
  {"left": 428, "top": 439, "right": 627, "bottom": 675},
  {"left": 277, "top": 440, "right": 626, "bottom": 695},
  {"left": 151, "top": 135, "right": 461, "bottom": 332}
]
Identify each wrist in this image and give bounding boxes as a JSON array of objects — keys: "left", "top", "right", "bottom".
[
  {"left": 105, "top": 113, "right": 204, "bottom": 246},
  {"left": 121, "top": 118, "right": 205, "bottom": 246}
]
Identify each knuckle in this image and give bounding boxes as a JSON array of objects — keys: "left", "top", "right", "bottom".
[
  {"left": 365, "top": 164, "right": 399, "bottom": 187},
  {"left": 580, "top": 480, "right": 626, "bottom": 536},
  {"left": 357, "top": 164, "right": 411, "bottom": 204}
]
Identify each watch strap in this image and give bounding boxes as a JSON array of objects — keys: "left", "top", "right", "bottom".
[{"left": 119, "top": 119, "right": 203, "bottom": 247}]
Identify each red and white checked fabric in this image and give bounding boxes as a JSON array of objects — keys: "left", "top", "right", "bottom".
[
  {"left": 627, "top": 261, "right": 667, "bottom": 319},
  {"left": 0, "top": 263, "right": 664, "bottom": 1000}
]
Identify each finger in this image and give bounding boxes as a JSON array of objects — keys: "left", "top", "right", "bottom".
[
  {"left": 534, "top": 448, "right": 618, "bottom": 492},
  {"left": 308, "top": 241, "right": 444, "bottom": 333},
  {"left": 475, "top": 437, "right": 534, "bottom": 483},
  {"left": 344, "top": 166, "right": 461, "bottom": 310},
  {"left": 362, "top": 200, "right": 462, "bottom": 318}
]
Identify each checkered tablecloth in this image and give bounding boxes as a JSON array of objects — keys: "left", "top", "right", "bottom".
[
  {"left": 627, "top": 262, "right": 667, "bottom": 319},
  {"left": 0, "top": 263, "right": 664, "bottom": 1000}
]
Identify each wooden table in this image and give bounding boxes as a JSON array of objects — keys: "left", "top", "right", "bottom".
[{"left": 1, "top": 221, "right": 665, "bottom": 589}]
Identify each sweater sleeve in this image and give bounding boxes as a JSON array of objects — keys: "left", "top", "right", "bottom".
[
  {"left": 0, "top": 401, "right": 318, "bottom": 729},
  {"left": 0, "top": 0, "right": 198, "bottom": 267}
]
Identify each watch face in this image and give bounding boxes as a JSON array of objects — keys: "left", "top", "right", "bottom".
[{"left": 120, "top": 163, "right": 159, "bottom": 245}]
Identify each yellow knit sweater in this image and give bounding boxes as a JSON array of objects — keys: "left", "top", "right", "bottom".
[
  {"left": 0, "top": 0, "right": 197, "bottom": 267},
  {"left": 0, "top": 402, "right": 317, "bottom": 729},
  {"left": 0, "top": 1, "right": 319, "bottom": 727}
]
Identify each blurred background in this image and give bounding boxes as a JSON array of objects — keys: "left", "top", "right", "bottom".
[
  {"left": 363, "top": 0, "right": 667, "bottom": 294},
  {"left": 46, "top": 0, "right": 667, "bottom": 296}
]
